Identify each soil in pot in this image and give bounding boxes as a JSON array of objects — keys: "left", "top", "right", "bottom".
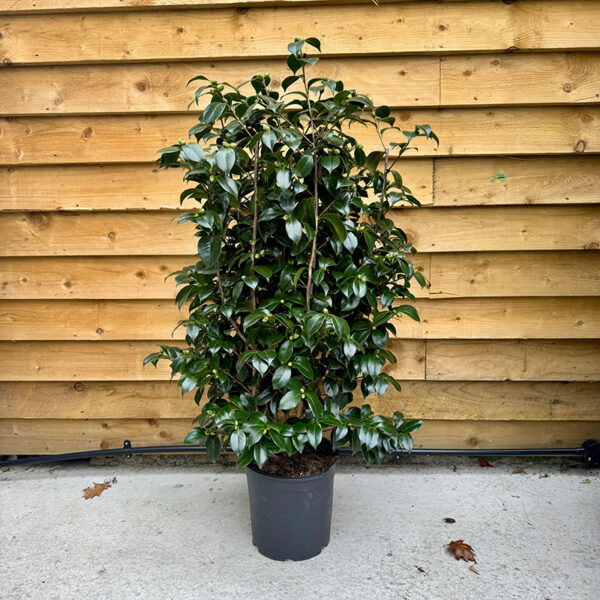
[{"left": 253, "top": 439, "right": 338, "bottom": 478}]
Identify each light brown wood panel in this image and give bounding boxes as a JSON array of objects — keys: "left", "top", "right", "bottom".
[
  {"left": 2, "top": 108, "right": 599, "bottom": 165},
  {"left": 2, "top": 380, "right": 598, "bottom": 421},
  {"left": 0, "top": 256, "right": 190, "bottom": 299},
  {"left": 2, "top": 206, "right": 597, "bottom": 256},
  {"left": 3, "top": 2, "right": 600, "bottom": 66},
  {"left": 2, "top": 298, "right": 598, "bottom": 341},
  {"left": 429, "top": 251, "right": 600, "bottom": 298},
  {"left": 441, "top": 53, "right": 600, "bottom": 106},
  {"left": 0, "top": 0, "right": 466, "bottom": 16},
  {"left": 427, "top": 340, "right": 600, "bottom": 382},
  {"left": 0, "top": 254, "right": 430, "bottom": 299},
  {"left": 0, "top": 57, "right": 439, "bottom": 116},
  {"left": 0, "top": 212, "right": 196, "bottom": 256},
  {"left": 398, "top": 205, "right": 600, "bottom": 252},
  {"left": 5, "top": 251, "right": 597, "bottom": 301},
  {"left": 1, "top": 418, "right": 597, "bottom": 454},
  {"left": 0, "top": 161, "right": 434, "bottom": 211},
  {"left": 0, "top": 339, "right": 425, "bottom": 381},
  {"left": 0, "top": 299, "right": 184, "bottom": 340},
  {"left": 393, "top": 297, "right": 600, "bottom": 340},
  {"left": 371, "top": 381, "right": 600, "bottom": 422},
  {"left": 433, "top": 156, "right": 600, "bottom": 206}
]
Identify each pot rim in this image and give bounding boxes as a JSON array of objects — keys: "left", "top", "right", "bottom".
[{"left": 245, "top": 460, "right": 336, "bottom": 483}]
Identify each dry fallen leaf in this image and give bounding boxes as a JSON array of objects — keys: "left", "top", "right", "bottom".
[
  {"left": 1, "top": 467, "right": 10, "bottom": 473},
  {"left": 444, "top": 517, "right": 456, "bottom": 523},
  {"left": 82, "top": 481, "right": 112, "bottom": 499},
  {"left": 469, "top": 565, "right": 479, "bottom": 575},
  {"left": 512, "top": 468, "right": 528, "bottom": 475},
  {"left": 478, "top": 457, "right": 493, "bottom": 468},
  {"left": 448, "top": 540, "right": 477, "bottom": 563}
]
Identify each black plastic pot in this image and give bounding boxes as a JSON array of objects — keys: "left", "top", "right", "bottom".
[{"left": 245, "top": 462, "right": 336, "bottom": 561}]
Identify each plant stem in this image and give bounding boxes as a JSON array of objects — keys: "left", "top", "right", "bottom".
[
  {"left": 216, "top": 271, "right": 250, "bottom": 345},
  {"left": 250, "top": 143, "right": 260, "bottom": 311},
  {"left": 305, "top": 156, "right": 319, "bottom": 310}
]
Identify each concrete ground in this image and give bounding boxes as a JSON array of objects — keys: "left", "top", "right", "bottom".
[{"left": 0, "top": 455, "right": 598, "bottom": 600}]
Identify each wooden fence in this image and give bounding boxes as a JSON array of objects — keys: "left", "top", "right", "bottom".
[{"left": 1, "top": 0, "right": 599, "bottom": 453}]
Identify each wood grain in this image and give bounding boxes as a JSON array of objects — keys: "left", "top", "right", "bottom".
[
  {"left": 426, "top": 340, "right": 600, "bottom": 382},
  {"left": 2, "top": 206, "right": 597, "bottom": 256},
  {"left": 1, "top": 418, "right": 597, "bottom": 453},
  {"left": 429, "top": 251, "right": 600, "bottom": 298},
  {"left": 0, "top": 161, "right": 434, "bottom": 211},
  {"left": 1, "top": 107, "right": 599, "bottom": 165},
  {"left": 0, "top": 57, "right": 440, "bottom": 116},
  {"left": 433, "top": 156, "right": 600, "bottom": 206},
  {"left": 2, "top": 380, "right": 598, "bottom": 421},
  {"left": 3, "top": 297, "right": 597, "bottom": 340},
  {"left": 2, "top": 2, "right": 599, "bottom": 66},
  {"left": 441, "top": 53, "right": 600, "bottom": 106}
]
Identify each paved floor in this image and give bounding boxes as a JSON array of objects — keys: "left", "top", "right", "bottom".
[{"left": 1, "top": 455, "right": 598, "bottom": 600}]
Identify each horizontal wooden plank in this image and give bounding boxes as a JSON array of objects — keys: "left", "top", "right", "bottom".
[
  {"left": 2, "top": 2, "right": 599, "bottom": 67},
  {"left": 2, "top": 108, "right": 599, "bottom": 165},
  {"left": 1, "top": 418, "right": 597, "bottom": 453},
  {"left": 1, "top": 205, "right": 597, "bottom": 256},
  {"left": 427, "top": 340, "right": 600, "bottom": 381},
  {"left": 433, "top": 156, "right": 600, "bottom": 206},
  {"left": 394, "top": 297, "right": 600, "bottom": 340},
  {"left": 429, "top": 251, "right": 600, "bottom": 298},
  {"left": 0, "top": 254, "right": 429, "bottom": 299},
  {"left": 2, "top": 339, "right": 597, "bottom": 382},
  {"left": 1, "top": 251, "right": 597, "bottom": 300},
  {"left": 0, "top": 1, "right": 466, "bottom": 17},
  {"left": 5, "top": 52, "right": 599, "bottom": 117},
  {"left": 2, "top": 380, "right": 598, "bottom": 421},
  {"left": 441, "top": 53, "right": 600, "bottom": 106},
  {"left": 0, "top": 161, "right": 434, "bottom": 211},
  {"left": 399, "top": 205, "right": 600, "bottom": 252},
  {"left": 0, "top": 57, "right": 440, "bottom": 116},
  {"left": 3, "top": 156, "right": 597, "bottom": 212},
  {"left": 1, "top": 298, "right": 598, "bottom": 340}
]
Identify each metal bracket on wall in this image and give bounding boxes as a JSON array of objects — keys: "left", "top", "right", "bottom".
[{"left": 1, "top": 440, "right": 598, "bottom": 469}]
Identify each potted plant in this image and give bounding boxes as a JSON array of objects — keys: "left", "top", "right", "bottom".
[{"left": 144, "top": 37, "right": 438, "bottom": 561}]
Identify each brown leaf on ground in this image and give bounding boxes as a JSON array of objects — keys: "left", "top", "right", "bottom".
[
  {"left": 512, "top": 468, "right": 528, "bottom": 475},
  {"left": 443, "top": 517, "right": 456, "bottom": 523},
  {"left": 478, "top": 457, "right": 493, "bottom": 467},
  {"left": 1, "top": 467, "right": 10, "bottom": 472},
  {"left": 448, "top": 540, "right": 477, "bottom": 563},
  {"left": 469, "top": 565, "right": 479, "bottom": 575},
  {"left": 82, "top": 481, "right": 112, "bottom": 499}
]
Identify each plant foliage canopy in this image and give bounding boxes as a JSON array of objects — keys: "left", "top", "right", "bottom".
[{"left": 144, "top": 37, "right": 439, "bottom": 468}]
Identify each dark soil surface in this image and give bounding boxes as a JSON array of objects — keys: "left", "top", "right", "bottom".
[{"left": 255, "top": 441, "right": 338, "bottom": 478}]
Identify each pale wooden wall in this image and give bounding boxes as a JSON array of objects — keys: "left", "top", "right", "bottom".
[{"left": 1, "top": 0, "right": 599, "bottom": 453}]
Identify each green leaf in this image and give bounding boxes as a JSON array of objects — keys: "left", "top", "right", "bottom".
[
  {"left": 278, "top": 340, "right": 293, "bottom": 363},
  {"left": 216, "top": 175, "right": 238, "bottom": 198},
  {"left": 305, "top": 392, "right": 323, "bottom": 418},
  {"left": 230, "top": 430, "right": 247, "bottom": 454},
  {"left": 305, "top": 37, "right": 321, "bottom": 52},
  {"left": 216, "top": 148, "right": 235, "bottom": 173},
  {"left": 276, "top": 168, "right": 292, "bottom": 190},
  {"left": 321, "top": 213, "right": 347, "bottom": 242},
  {"left": 180, "top": 143, "right": 204, "bottom": 162},
  {"left": 201, "top": 102, "right": 226, "bottom": 123},
  {"left": 285, "top": 217, "right": 302, "bottom": 243},
  {"left": 244, "top": 276, "right": 259, "bottom": 290},
  {"left": 307, "top": 423, "right": 323, "bottom": 449},
  {"left": 197, "top": 235, "right": 221, "bottom": 266},
  {"left": 184, "top": 427, "right": 204, "bottom": 444},
  {"left": 321, "top": 155, "right": 340, "bottom": 174},
  {"left": 236, "top": 448, "right": 254, "bottom": 468},
  {"left": 396, "top": 305, "right": 420, "bottom": 322},
  {"left": 253, "top": 442, "right": 269, "bottom": 468},
  {"left": 279, "top": 389, "right": 301, "bottom": 411},
  {"left": 295, "top": 154, "right": 314, "bottom": 178},
  {"left": 272, "top": 366, "right": 292, "bottom": 389},
  {"left": 205, "top": 436, "right": 221, "bottom": 462},
  {"left": 293, "top": 356, "right": 314, "bottom": 379},
  {"left": 262, "top": 130, "right": 277, "bottom": 150},
  {"left": 306, "top": 313, "right": 326, "bottom": 338}
]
